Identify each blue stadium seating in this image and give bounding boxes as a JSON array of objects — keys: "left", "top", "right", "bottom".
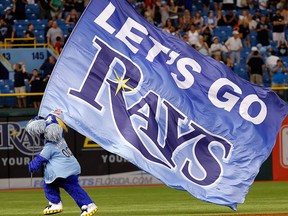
[{"left": 25, "top": 3, "right": 40, "bottom": 20}]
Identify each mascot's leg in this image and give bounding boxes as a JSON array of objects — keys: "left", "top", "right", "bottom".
[
  {"left": 43, "top": 181, "right": 63, "bottom": 215},
  {"left": 60, "top": 175, "right": 98, "bottom": 216}
]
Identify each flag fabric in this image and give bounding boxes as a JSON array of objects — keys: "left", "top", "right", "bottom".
[{"left": 39, "top": 0, "right": 288, "bottom": 210}]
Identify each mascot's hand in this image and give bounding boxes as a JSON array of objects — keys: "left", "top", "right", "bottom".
[{"left": 28, "top": 154, "right": 48, "bottom": 173}]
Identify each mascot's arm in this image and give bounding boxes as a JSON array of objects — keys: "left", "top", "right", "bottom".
[{"left": 28, "top": 154, "right": 48, "bottom": 173}]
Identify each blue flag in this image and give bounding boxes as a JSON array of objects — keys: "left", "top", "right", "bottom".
[{"left": 39, "top": 0, "right": 288, "bottom": 210}]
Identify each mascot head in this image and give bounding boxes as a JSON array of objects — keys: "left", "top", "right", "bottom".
[{"left": 26, "top": 109, "right": 68, "bottom": 143}]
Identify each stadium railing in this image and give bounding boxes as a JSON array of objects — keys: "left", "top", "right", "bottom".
[{"left": 0, "top": 37, "right": 58, "bottom": 55}]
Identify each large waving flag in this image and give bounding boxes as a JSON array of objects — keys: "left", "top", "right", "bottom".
[{"left": 39, "top": 0, "right": 288, "bottom": 210}]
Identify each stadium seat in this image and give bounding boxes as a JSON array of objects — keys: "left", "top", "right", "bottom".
[
  {"left": 3, "top": 79, "right": 14, "bottom": 90},
  {"left": 37, "top": 34, "right": 45, "bottom": 43},
  {"left": 0, "top": 79, "right": 4, "bottom": 89},
  {"left": 26, "top": 4, "right": 39, "bottom": 13},
  {"left": 281, "top": 56, "right": 288, "bottom": 68},
  {"left": 250, "top": 35, "right": 257, "bottom": 46},
  {"left": 14, "top": 19, "right": 29, "bottom": 26},
  {"left": 26, "top": 13, "right": 38, "bottom": 20}
]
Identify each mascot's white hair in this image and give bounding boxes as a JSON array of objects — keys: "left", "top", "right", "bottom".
[{"left": 26, "top": 109, "right": 68, "bottom": 143}]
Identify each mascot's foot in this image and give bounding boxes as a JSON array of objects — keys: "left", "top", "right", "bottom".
[
  {"left": 43, "top": 201, "right": 63, "bottom": 215},
  {"left": 80, "top": 203, "right": 98, "bottom": 216}
]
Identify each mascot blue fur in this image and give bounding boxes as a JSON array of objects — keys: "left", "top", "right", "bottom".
[{"left": 26, "top": 109, "right": 98, "bottom": 216}]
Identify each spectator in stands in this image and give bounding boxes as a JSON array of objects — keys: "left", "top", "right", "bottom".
[
  {"left": 265, "top": 45, "right": 275, "bottom": 57},
  {"left": 187, "top": 23, "right": 199, "bottom": 48},
  {"left": 222, "top": 0, "right": 235, "bottom": 10},
  {"left": 258, "top": 0, "right": 269, "bottom": 10},
  {"left": 54, "top": 36, "right": 63, "bottom": 55},
  {"left": 252, "top": 9, "right": 261, "bottom": 23},
  {"left": 28, "top": 69, "right": 43, "bottom": 108},
  {"left": 49, "top": 0, "right": 64, "bottom": 19},
  {"left": 63, "top": 0, "right": 75, "bottom": 18},
  {"left": 277, "top": 38, "right": 288, "bottom": 56},
  {"left": 182, "top": 9, "right": 191, "bottom": 29},
  {"left": 267, "top": 0, "right": 278, "bottom": 10},
  {"left": 176, "top": 16, "right": 188, "bottom": 33},
  {"left": 14, "top": 62, "right": 29, "bottom": 108},
  {"left": 162, "top": 18, "right": 176, "bottom": 33},
  {"left": 238, "top": 9, "right": 249, "bottom": 23},
  {"left": 236, "top": 0, "right": 248, "bottom": 10},
  {"left": 271, "top": 58, "right": 287, "bottom": 98},
  {"left": 247, "top": 0, "right": 257, "bottom": 10},
  {"left": 74, "top": 0, "right": 85, "bottom": 15},
  {"left": 195, "top": 35, "right": 209, "bottom": 56},
  {"left": 276, "top": 0, "right": 286, "bottom": 10},
  {"left": 201, "top": 23, "right": 213, "bottom": 47},
  {"left": 247, "top": 48, "right": 265, "bottom": 86},
  {"left": 181, "top": 32, "right": 189, "bottom": 44},
  {"left": 83, "top": 0, "right": 90, "bottom": 8},
  {"left": 202, "top": 0, "right": 210, "bottom": 11},
  {"left": 24, "top": 23, "right": 35, "bottom": 44},
  {"left": 246, "top": 46, "right": 256, "bottom": 63},
  {"left": 25, "top": 23, "right": 35, "bottom": 38},
  {"left": 213, "top": 53, "right": 224, "bottom": 63},
  {"left": 224, "top": 30, "right": 242, "bottom": 64},
  {"left": 215, "top": 10, "right": 226, "bottom": 26},
  {"left": 4, "top": 7, "right": 15, "bottom": 26},
  {"left": 0, "top": 18, "right": 14, "bottom": 44},
  {"left": 204, "top": 10, "right": 217, "bottom": 29},
  {"left": 209, "top": 36, "right": 223, "bottom": 57},
  {"left": 239, "top": 19, "right": 250, "bottom": 47},
  {"left": 65, "top": 9, "right": 79, "bottom": 25},
  {"left": 283, "top": 3, "right": 288, "bottom": 24},
  {"left": 194, "top": 11, "right": 204, "bottom": 29},
  {"left": 256, "top": 15, "right": 270, "bottom": 46},
  {"left": 224, "top": 10, "right": 238, "bottom": 27},
  {"left": 159, "top": 1, "right": 169, "bottom": 27},
  {"left": 153, "top": 0, "right": 163, "bottom": 26},
  {"left": 13, "top": 0, "right": 27, "bottom": 20},
  {"left": 143, "top": 5, "right": 154, "bottom": 25},
  {"left": 44, "top": 19, "right": 53, "bottom": 43},
  {"left": 271, "top": 9, "right": 285, "bottom": 42},
  {"left": 38, "top": 0, "right": 51, "bottom": 19},
  {"left": 47, "top": 21, "right": 63, "bottom": 47},
  {"left": 167, "top": 0, "right": 183, "bottom": 27},
  {"left": 41, "top": 56, "right": 56, "bottom": 83},
  {"left": 225, "top": 56, "right": 234, "bottom": 70},
  {"left": 214, "top": 0, "right": 223, "bottom": 11},
  {"left": 247, "top": 13, "right": 257, "bottom": 30}
]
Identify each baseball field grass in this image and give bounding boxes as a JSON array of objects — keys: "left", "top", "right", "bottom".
[{"left": 0, "top": 181, "right": 288, "bottom": 216}]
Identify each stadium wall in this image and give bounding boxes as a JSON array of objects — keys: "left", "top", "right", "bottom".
[
  {"left": 272, "top": 115, "right": 288, "bottom": 180},
  {"left": 0, "top": 48, "right": 55, "bottom": 78},
  {"left": 0, "top": 109, "right": 282, "bottom": 189},
  {"left": 0, "top": 109, "right": 162, "bottom": 189}
]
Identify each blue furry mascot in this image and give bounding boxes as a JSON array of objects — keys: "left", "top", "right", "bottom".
[{"left": 26, "top": 109, "right": 98, "bottom": 216}]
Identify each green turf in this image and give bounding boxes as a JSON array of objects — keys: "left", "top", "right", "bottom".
[{"left": 0, "top": 182, "right": 288, "bottom": 216}]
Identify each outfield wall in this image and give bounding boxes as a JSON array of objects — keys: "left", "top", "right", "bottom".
[
  {"left": 272, "top": 115, "right": 288, "bottom": 180},
  {"left": 0, "top": 109, "right": 162, "bottom": 189},
  {"left": 0, "top": 109, "right": 282, "bottom": 189}
]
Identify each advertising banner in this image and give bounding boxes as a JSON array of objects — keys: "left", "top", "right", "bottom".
[{"left": 272, "top": 115, "right": 288, "bottom": 180}]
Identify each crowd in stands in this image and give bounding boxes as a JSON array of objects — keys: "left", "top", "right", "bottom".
[{"left": 1, "top": 0, "right": 288, "bottom": 108}]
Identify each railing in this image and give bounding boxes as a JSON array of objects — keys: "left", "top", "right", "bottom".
[
  {"left": 0, "top": 92, "right": 44, "bottom": 97},
  {"left": 0, "top": 54, "right": 12, "bottom": 71},
  {"left": 0, "top": 38, "right": 58, "bottom": 56}
]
